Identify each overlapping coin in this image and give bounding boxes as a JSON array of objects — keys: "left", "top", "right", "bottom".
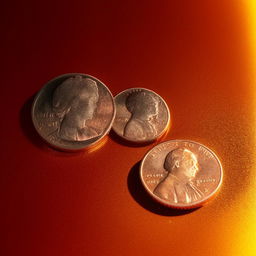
[
  {"left": 140, "top": 140, "right": 223, "bottom": 209},
  {"left": 32, "top": 73, "right": 116, "bottom": 151},
  {"left": 112, "top": 88, "right": 170, "bottom": 143}
]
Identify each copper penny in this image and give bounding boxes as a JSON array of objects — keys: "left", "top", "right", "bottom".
[
  {"left": 112, "top": 88, "right": 170, "bottom": 143},
  {"left": 32, "top": 73, "right": 116, "bottom": 151},
  {"left": 140, "top": 140, "right": 223, "bottom": 209}
]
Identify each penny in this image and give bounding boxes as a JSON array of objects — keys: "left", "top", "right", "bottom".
[
  {"left": 112, "top": 88, "right": 170, "bottom": 143},
  {"left": 140, "top": 140, "right": 223, "bottom": 209},
  {"left": 32, "top": 73, "right": 116, "bottom": 151}
]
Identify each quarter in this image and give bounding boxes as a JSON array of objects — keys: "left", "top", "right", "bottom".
[
  {"left": 32, "top": 73, "right": 116, "bottom": 151},
  {"left": 140, "top": 140, "right": 223, "bottom": 209}
]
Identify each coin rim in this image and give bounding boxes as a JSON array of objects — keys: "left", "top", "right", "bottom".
[
  {"left": 31, "top": 73, "right": 116, "bottom": 151},
  {"left": 112, "top": 87, "right": 171, "bottom": 143},
  {"left": 140, "top": 139, "right": 223, "bottom": 209}
]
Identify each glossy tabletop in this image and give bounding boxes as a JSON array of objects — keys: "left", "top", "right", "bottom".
[{"left": 1, "top": 1, "right": 256, "bottom": 255}]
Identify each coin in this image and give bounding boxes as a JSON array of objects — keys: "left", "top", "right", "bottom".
[
  {"left": 32, "top": 73, "right": 116, "bottom": 151},
  {"left": 112, "top": 88, "right": 170, "bottom": 143},
  {"left": 140, "top": 140, "right": 223, "bottom": 209}
]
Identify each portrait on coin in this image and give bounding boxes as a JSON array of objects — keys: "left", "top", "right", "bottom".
[
  {"left": 123, "top": 91, "right": 159, "bottom": 140},
  {"left": 154, "top": 147, "right": 203, "bottom": 204},
  {"left": 52, "top": 75, "right": 101, "bottom": 141}
]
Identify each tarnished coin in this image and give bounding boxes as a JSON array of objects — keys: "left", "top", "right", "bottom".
[
  {"left": 32, "top": 73, "right": 116, "bottom": 151},
  {"left": 140, "top": 140, "right": 223, "bottom": 209},
  {"left": 112, "top": 88, "right": 170, "bottom": 143}
]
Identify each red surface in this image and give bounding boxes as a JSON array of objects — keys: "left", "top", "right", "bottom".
[{"left": 1, "top": 1, "right": 256, "bottom": 255}]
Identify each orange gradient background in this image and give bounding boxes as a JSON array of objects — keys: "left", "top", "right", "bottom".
[{"left": 1, "top": 0, "right": 256, "bottom": 255}]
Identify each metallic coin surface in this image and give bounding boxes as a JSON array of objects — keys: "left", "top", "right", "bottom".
[
  {"left": 140, "top": 140, "right": 223, "bottom": 209},
  {"left": 112, "top": 88, "right": 170, "bottom": 143},
  {"left": 32, "top": 73, "right": 116, "bottom": 151}
]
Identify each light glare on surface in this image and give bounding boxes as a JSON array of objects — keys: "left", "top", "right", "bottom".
[{"left": 231, "top": 1, "right": 256, "bottom": 255}]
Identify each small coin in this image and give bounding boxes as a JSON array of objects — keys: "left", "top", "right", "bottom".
[
  {"left": 140, "top": 140, "right": 223, "bottom": 209},
  {"left": 32, "top": 73, "right": 116, "bottom": 151},
  {"left": 112, "top": 88, "right": 170, "bottom": 143}
]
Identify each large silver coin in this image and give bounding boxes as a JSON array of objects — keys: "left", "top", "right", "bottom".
[
  {"left": 140, "top": 140, "right": 223, "bottom": 209},
  {"left": 112, "top": 88, "right": 170, "bottom": 143},
  {"left": 32, "top": 73, "right": 116, "bottom": 151}
]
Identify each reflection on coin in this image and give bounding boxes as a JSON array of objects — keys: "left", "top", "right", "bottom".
[
  {"left": 32, "top": 73, "right": 116, "bottom": 151},
  {"left": 140, "top": 140, "right": 223, "bottom": 209},
  {"left": 112, "top": 88, "right": 170, "bottom": 143}
]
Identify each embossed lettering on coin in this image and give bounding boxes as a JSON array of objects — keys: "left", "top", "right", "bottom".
[
  {"left": 112, "top": 88, "right": 170, "bottom": 143},
  {"left": 140, "top": 140, "right": 223, "bottom": 208},
  {"left": 32, "top": 73, "right": 116, "bottom": 151}
]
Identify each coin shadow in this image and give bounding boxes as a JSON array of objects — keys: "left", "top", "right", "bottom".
[
  {"left": 109, "top": 130, "right": 159, "bottom": 148},
  {"left": 19, "top": 94, "right": 48, "bottom": 149},
  {"left": 127, "top": 161, "right": 200, "bottom": 216}
]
